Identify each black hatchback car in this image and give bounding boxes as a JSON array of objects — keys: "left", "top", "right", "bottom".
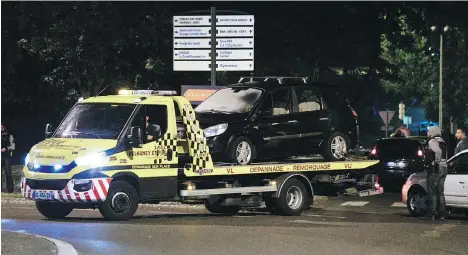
[
  {"left": 368, "top": 137, "right": 426, "bottom": 189},
  {"left": 193, "top": 77, "right": 360, "bottom": 165}
]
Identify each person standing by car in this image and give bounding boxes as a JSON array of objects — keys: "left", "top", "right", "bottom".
[
  {"left": 454, "top": 126, "right": 468, "bottom": 154},
  {"left": 1, "top": 124, "right": 16, "bottom": 193},
  {"left": 425, "top": 126, "right": 448, "bottom": 220}
]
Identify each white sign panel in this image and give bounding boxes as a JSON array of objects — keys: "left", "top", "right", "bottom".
[
  {"left": 174, "top": 49, "right": 254, "bottom": 60},
  {"left": 217, "top": 49, "right": 253, "bottom": 59},
  {"left": 379, "top": 111, "right": 395, "bottom": 125},
  {"left": 174, "top": 61, "right": 254, "bottom": 71},
  {"left": 174, "top": 38, "right": 254, "bottom": 49},
  {"left": 217, "top": 27, "right": 254, "bottom": 37},
  {"left": 173, "top": 16, "right": 211, "bottom": 26},
  {"left": 174, "top": 50, "right": 210, "bottom": 60},
  {"left": 174, "top": 27, "right": 211, "bottom": 38},
  {"left": 216, "top": 15, "right": 255, "bottom": 26},
  {"left": 173, "top": 15, "right": 255, "bottom": 26}
]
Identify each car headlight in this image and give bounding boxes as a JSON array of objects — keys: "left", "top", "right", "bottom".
[
  {"left": 204, "top": 123, "right": 228, "bottom": 138},
  {"left": 75, "top": 152, "right": 107, "bottom": 167}
]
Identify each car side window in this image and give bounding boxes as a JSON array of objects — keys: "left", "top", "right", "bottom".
[
  {"left": 271, "top": 89, "right": 291, "bottom": 116},
  {"left": 296, "top": 87, "right": 321, "bottom": 112},
  {"left": 257, "top": 93, "right": 273, "bottom": 116}
]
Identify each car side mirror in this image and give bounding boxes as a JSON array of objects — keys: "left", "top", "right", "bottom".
[
  {"left": 129, "top": 126, "right": 143, "bottom": 148},
  {"left": 45, "top": 123, "right": 53, "bottom": 139}
]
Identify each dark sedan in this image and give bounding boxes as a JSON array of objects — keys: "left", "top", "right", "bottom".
[{"left": 368, "top": 137, "right": 426, "bottom": 190}]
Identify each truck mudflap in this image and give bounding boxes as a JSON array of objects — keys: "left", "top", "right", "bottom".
[{"left": 21, "top": 177, "right": 112, "bottom": 203}]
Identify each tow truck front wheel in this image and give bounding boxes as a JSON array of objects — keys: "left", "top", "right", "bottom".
[
  {"left": 36, "top": 202, "right": 73, "bottom": 219},
  {"left": 99, "top": 181, "right": 139, "bottom": 221},
  {"left": 275, "top": 179, "right": 308, "bottom": 216}
]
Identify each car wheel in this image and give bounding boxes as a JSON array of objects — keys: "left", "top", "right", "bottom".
[
  {"left": 323, "top": 132, "right": 350, "bottom": 161},
  {"left": 36, "top": 202, "right": 73, "bottom": 219},
  {"left": 407, "top": 190, "right": 428, "bottom": 217},
  {"left": 98, "top": 180, "right": 139, "bottom": 221},
  {"left": 228, "top": 136, "right": 257, "bottom": 165}
]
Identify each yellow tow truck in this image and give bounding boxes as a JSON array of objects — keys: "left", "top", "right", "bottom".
[{"left": 21, "top": 89, "right": 383, "bottom": 221}]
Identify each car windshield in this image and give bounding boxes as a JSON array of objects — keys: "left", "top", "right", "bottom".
[
  {"left": 377, "top": 139, "right": 421, "bottom": 158},
  {"left": 195, "top": 87, "right": 263, "bottom": 114},
  {"left": 54, "top": 103, "right": 136, "bottom": 139}
]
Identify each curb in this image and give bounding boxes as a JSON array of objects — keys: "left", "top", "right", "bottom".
[
  {"left": 2, "top": 230, "right": 78, "bottom": 255},
  {"left": 1, "top": 196, "right": 328, "bottom": 208}
]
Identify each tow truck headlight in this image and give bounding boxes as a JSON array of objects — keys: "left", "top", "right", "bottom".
[
  {"left": 75, "top": 152, "right": 107, "bottom": 168},
  {"left": 25, "top": 153, "right": 30, "bottom": 164},
  {"left": 204, "top": 123, "right": 228, "bottom": 138}
]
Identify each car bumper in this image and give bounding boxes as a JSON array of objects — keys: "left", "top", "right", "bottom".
[
  {"left": 21, "top": 177, "right": 112, "bottom": 203},
  {"left": 401, "top": 182, "right": 412, "bottom": 204},
  {"left": 206, "top": 133, "right": 231, "bottom": 154}
]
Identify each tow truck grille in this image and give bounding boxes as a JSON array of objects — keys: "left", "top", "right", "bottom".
[{"left": 26, "top": 179, "right": 69, "bottom": 190}]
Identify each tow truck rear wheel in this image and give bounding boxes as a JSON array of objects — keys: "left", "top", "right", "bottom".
[
  {"left": 36, "top": 202, "right": 73, "bottom": 219},
  {"left": 99, "top": 180, "right": 139, "bottom": 221},
  {"left": 275, "top": 178, "right": 308, "bottom": 216}
]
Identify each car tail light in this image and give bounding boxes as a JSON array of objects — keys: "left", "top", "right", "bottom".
[
  {"left": 349, "top": 105, "right": 358, "bottom": 118},
  {"left": 374, "top": 175, "right": 380, "bottom": 189},
  {"left": 417, "top": 150, "right": 424, "bottom": 157},
  {"left": 371, "top": 146, "right": 377, "bottom": 156}
]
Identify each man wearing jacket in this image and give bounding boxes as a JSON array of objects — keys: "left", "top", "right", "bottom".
[
  {"left": 425, "top": 126, "right": 448, "bottom": 220},
  {"left": 1, "top": 124, "right": 15, "bottom": 193},
  {"left": 455, "top": 126, "right": 468, "bottom": 154}
]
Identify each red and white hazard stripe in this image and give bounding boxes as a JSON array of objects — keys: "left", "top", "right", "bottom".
[{"left": 21, "top": 178, "right": 112, "bottom": 203}]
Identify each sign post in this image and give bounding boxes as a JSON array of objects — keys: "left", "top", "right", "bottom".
[
  {"left": 173, "top": 11, "right": 255, "bottom": 81},
  {"left": 210, "top": 7, "right": 216, "bottom": 86},
  {"left": 379, "top": 110, "right": 395, "bottom": 138}
]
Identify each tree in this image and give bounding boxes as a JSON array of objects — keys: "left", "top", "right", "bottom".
[{"left": 379, "top": 6, "right": 468, "bottom": 128}]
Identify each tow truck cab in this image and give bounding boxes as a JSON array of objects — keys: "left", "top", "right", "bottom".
[{"left": 22, "top": 89, "right": 382, "bottom": 221}]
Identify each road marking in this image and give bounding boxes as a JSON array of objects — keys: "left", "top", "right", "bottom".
[
  {"left": 305, "top": 214, "right": 347, "bottom": 219},
  {"left": 5, "top": 230, "right": 79, "bottom": 255},
  {"left": 340, "top": 201, "right": 369, "bottom": 207},
  {"left": 391, "top": 202, "right": 406, "bottom": 207}
]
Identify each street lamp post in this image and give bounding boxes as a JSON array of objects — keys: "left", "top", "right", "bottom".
[{"left": 430, "top": 25, "right": 449, "bottom": 130}]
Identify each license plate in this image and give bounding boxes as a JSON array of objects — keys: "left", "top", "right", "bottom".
[{"left": 33, "top": 190, "right": 54, "bottom": 200}]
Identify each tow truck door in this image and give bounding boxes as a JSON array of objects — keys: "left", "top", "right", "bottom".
[{"left": 124, "top": 102, "right": 178, "bottom": 200}]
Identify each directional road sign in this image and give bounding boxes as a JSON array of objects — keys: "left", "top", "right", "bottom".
[
  {"left": 174, "top": 49, "right": 254, "bottom": 60},
  {"left": 174, "top": 38, "right": 254, "bottom": 49},
  {"left": 173, "top": 60, "right": 254, "bottom": 71},
  {"left": 173, "top": 14, "right": 254, "bottom": 72}
]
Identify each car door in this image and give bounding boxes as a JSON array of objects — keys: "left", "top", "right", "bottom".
[
  {"left": 255, "top": 88, "right": 299, "bottom": 156},
  {"left": 123, "top": 103, "right": 178, "bottom": 199},
  {"left": 292, "top": 86, "right": 329, "bottom": 150},
  {"left": 444, "top": 166, "right": 468, "bottom": 207}
]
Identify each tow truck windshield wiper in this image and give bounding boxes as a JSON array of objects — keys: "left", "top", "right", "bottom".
[{"left": 68, "top": 131, "right": 102, "bottom": 139}]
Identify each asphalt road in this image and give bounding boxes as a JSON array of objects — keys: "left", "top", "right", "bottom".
[{"left": 2, "top": 194, "right": 468, "bottom": 255}]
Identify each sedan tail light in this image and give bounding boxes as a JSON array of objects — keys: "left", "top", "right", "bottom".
[
  {"left": 370, "top": 146, "right": 377, "bottom": 156},
  {"left": 417, "top": 149, "right": 424, "bottom": 157}
]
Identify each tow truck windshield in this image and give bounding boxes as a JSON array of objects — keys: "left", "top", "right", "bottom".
[
  {"left": 195, "top": 87, "right": 263, "bottom": 114},
  {"left": 54, "top": 103, "right": 136, "bottom": 139}
]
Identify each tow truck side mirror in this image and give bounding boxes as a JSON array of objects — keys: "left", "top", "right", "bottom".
[
  {"left": 129, "top": 126, "right": 143, "bottom": 148},
  {"left": 45, "top": 123, "right": 53, "bottom": 139}
]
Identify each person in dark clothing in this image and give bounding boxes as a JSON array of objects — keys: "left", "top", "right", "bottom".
[
  {"left": 425, "top": 126, "right": 448, "bottom": 221},
  {"left": 454, "top": 126, "right": 468, "bottom": 154},
  {"left": 1, "top": 124, "right": 16, "bottom": 193},
  {"left": 145, "top": 116, "right": 161, "bottom": 143}
]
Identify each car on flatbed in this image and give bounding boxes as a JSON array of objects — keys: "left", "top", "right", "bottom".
[
  {"left": 194, "top": 76, "right": 360, "bottom": 165},
  {"left": 21, "top": 89, "right": 382, "bottom": 221}
]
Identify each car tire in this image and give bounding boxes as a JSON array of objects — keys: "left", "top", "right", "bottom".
[
  {"left": 407, "top": 189, "right": 428, "bottom": 217},
  {"left": 322, "top": 132, "right": 350, "bottom": 161},
  {"left": 275, "top": 178, "right": 308, "bottom": 216},
  {"left": 36, "top": 202, "right": 73, "bottom": 219},
  {"left": 98, "top": 180, "right": 139, "bottom": 221},
  {"left": 228, "top": 136, "right": 257, "bottom": 165}
]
